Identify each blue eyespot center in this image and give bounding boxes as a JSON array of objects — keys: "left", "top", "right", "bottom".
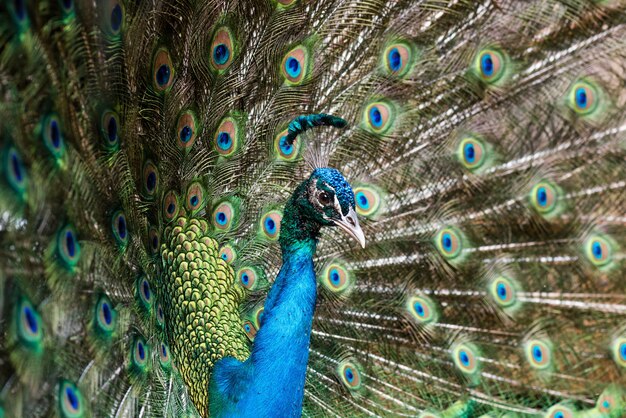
[
  {"left": 537, "top": 187, "right": 547, "bottom": 206},
  {"left": 50, "top": 120, "right": 61, "bottom": 148},
  {"left": 190, "top": 195, "right": 199, "bottom": 207},
  {"left": 110, "top": 4, "right": 122, "bottom": 32},
  {"left": 62, "top": 0, "right": 73, "bottom": 10},
  {"left": 330, "top": 269, "right": 340, "bottom": 285},
  {"left": 102, "top": 302, "right": 112, "bottom": 325},
  {"left": 369, "top": 107, "right": 382, "bottom": 127},
  {"left": 66, "top": 231, "right": 76, "bottom": 257},
  {"left": 161, "top": 344, "right": 167, "bottom": 357},
  {"left": 481, "top": 54, "right": 494, "bottom": 76},
  {"left": 142, "top": 280, "right": 150, "bottom": 300},
  {"left": 356, "top": 192, "right": 369, "bottom": 209},
  {"left": 180, "top": 126, "right": 192, "bottom": 143},
  {"left": 156, "top": 64, "right": 171, "bottom": 87},
  {"left": 167, "top": 202, "right": 175, "bottom": 214},
  {"left": 620, "top": 342, "right": 626, "bottom": 360},
  {"left": 532, "top": 345, "right": 543, "bottom": 361},
  {"left": 602, "top": 400, "right": 610, "bottom": 409},
  {"left": 14, "top": 0, "right": 26, "bottom": 20},
  {"left": 345, "top": 367, "right": 354, "bottom": 382},
  {"left": 592, "top": 241, "right": 603, "bottom": 259},
  {"left": 265, "top": 218, "right": 276, "bottom": 233},
  {"left": 217, "top": 132, "right": 232, "bottom": 150},
  {"left": 216, "top": 212, "right": 227, "bottom": 225},
  {"left": 117, "top": 216, "right": 127, "bottom": 238},
  {"left": 459, "top": 350, "right": 470, "bottom": 366},
  {"left": 463, "top": 143, "right": 475, "bottom": 163},
  {"left": 24, "top": 306, "right": 38, "bottom": 333},
  {"left": 213, "top": 44, "right": 230, "bottom": 65},
  {"left": 137, "top": 342, "right": 145, "bottom": 360},
  {"left": 244, "top": 323, "right": 251, "bottom": 332},
  {"left": 279, "top": 136, "right": 293, "bottom": 155},
  {"left": 286, "top": 57, "right": 301, "bottom": 78},
  {"left": 413, "top": 302, "right": 424, "bottom": 317},
  {"left": 146, "top": 172, "right": 156, "bottom": 191},
  {"left": 221, "top": 253, "right": 228, "bottom": 260},
  {"left": 442, "top": 233, "right": 452, "bottom": 251},
  {"left": 555, "top": 412, "right": 564, "bottom": 418},
  {"left": 152, "top": 235, "right": 158, "bottom": 249},
  {"left": 575, "top": 87, "right": 587, "bottom": 108},
  {"left": 388, "top": 47, "right": 401, "bottom": 72},
  {"left": 496, "top": 283, "right": 507, "bottom": 299},
  {"left": 65, "top": 386, "right": 79, "bottom": 410},
  {"left": 107, "top": 117, "right": 118, "bottom": 143},
  {"left": 242, "top": 273, "right": 249, "bottom": 285},
  {"left": 11, "top": 153, "right": 23, "bottom": 182}
]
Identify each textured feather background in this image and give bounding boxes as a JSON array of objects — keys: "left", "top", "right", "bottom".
[{"left": 1, "top": 0, "right": 625, "bottom": 417}]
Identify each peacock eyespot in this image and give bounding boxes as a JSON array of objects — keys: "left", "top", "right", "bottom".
[
  {"left": 353, "top": 185, "right": 382, "bottom": 218},
  {"left": 406, "top": 295, "right": 438, "bottom": 325},
  {"left": 584, "top": 234, "right": 614, "bottom": 267},
  {"left": 546, "top": 405, "right": 574, "bottom": 418},
  {"left": 210, "top": 28, "right": 235, "bottom": 71},
  {"left": 60, "top": 0, "right": 74, "bottom": 14},
  {"left": 214, "top": 117, "right": 240, "bottom": 157},
  {"left": 17, "top": 298, "right": 43, "bottom": 347},
  {"left": 274, "top": 129, "right": 300, "bottom": 161},
  {"left": 243, "top": 320, "right": 257, "bottom": 341},
  {"left": 42, "top": 113, "right": 65, "bottom": 159},
  {"left": 259, "top": 210, "right": 282, "bottom": 240},
  {"left": 611, "top": 336, "right": 626, "bottom": 368},
  {"left": 162, "top": 191, "right": 179, "bottom": 221},
  {"left": 176, "top": 111, "right": 198, "bottom": 149},
  {"left": 212, "top": 201, "right": 235, "bottom": 231},
  {"left": 186, "top": 182, "right": 205, "bottom": 213},
  {"left": 254, "top": 307, "right": 265, "bottom": 329},
  {"left": 131, "top": 336, "right": 150, "bottom": 371},
  {"left": 111, "top": 211, "right": 128, "bottom": 248},
  {"left": 383, "top": 42, "right": 414, "bottom": 77},
  {"left": 59, "top": 380, "right": 84, "bottom": 418},
  {"left": 159, "top": 342, "right": 171, "bottom": 368},
  {"left": 489, "top": 276, "right": 517, "bottom": 308},
  {"left": 435, "top": 227, "right": 463, "bottom": 259},
  {"left": 219, "top": 244, "right": 237, "bottom": 264},
  {"left": 101, "top": 111, "right": 120, "bottom": 150},
  {"left": 142, "top": 161, "right": 159, "bottom": 197},
  {"left": 110, "top": 3, "right": 122, "bottom": 33},
  {"left": 337, "top": 361, "right": 363, "bottom": 390},
  {"left": 156, "top": 303, "right": 165, "bottom": 326},
  {"left": 473, "top": 48, "right": 507, "bottom": 84},
  {"left": 95, "top": 294, "right": 116, "bottom": 334},
  {"left": 4, "top": 146, "right": 28, "bottom": 196},
  {"left": 530, "top": 181, "right": 559, "bottom": 214},
  {"left": 457, "top": 135, "right": 488, "bottom": 171},
  {"left": 568, "top": 80, "right": 599, "bottom": 116},
  {"left": 452, "top": 343, "right": 480, "bottom": 375},
  {"left": 237, "top": 267, "right": 259, "bottom": 290},
  {"left": 363, "top": 101, "right": 394, "bottom": 134},
  {"left": 281, "top": 46, "right": 310, "bottom": 85},
  {"left": 153, "top": 49, "right": 175, "bottom": 91},
  {"left": 136, "top": 276, "right": 153, "bottom": 311},
  {"left": 524, "top": 339, "right": 552, "bottom": 370},
  {"left": 57, "top": 225, "right": 81, "bottom": 268},
  {"left": 148, "top": 227, "right": 160, "bottom": 254}
]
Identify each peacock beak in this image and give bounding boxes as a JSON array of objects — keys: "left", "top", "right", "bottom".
[{"left": 333, "top": 208, "right": 365, "bottom": 248}]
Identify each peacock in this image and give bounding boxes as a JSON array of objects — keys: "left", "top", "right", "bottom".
[{"left": 1, "top": 0, "right": 625, "bottom": 417}]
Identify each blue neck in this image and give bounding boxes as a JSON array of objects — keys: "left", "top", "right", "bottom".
[{"left": 210, "top": 218, "right": 320, "bottom": 417}]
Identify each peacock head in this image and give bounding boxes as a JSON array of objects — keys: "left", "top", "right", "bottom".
[{"left": 286, "top": 167, "right": 365, "bottom": 248}]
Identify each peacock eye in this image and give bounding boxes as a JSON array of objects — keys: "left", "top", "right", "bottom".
[{"left": 318, "top": 191, "right": 331, "bottom": 206}]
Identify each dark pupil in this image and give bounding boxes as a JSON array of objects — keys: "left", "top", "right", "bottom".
[
  {"left": 358, "top": 195, "right": 367, "bottom": 205},
  {"left": 218, "top": 212, "right": 226, "bottom": 222},
  {"left": 266, "top": 219, "right": 275, "bottom": 230},
  {"left": 66, "top": 387, "right": 79, "bottom": 410},
  {"left": 576, "top": 88, "right": 587, "bottom": 107},
  {"left": 537, "top": 188, "right": 547, "bottom": 205},
  {"left": 14, "top": 0, "right": 25, "bottom": 19},
  {"left": 167, "top": 202, "right": 175, "bottom": 214},
  {"left": 371, "top": 108, "right": 381, "bottom": 124},
  {"left": 50, "top": 120, "right": 60, "bottom": 148},
  {"left": 215, "top": 44, "right": 227, "bottom": 62},
  {"left": 24, "top": 306, "right": 38, "bottom": 332},
  {"left": 242, "top": 274, "right": 249, "bottom": 283},
  {"left": 218, "top": 132, "right": 230, "bottom": 145},
  {"left": 190, "top": 195, "right": 199, "bottom": 206},
  {"left": 146, "top": 172, "right": 156, "bottom": 191},
  {"left": 66, "top": 231, "right": 75, "bottom": 257},
  {"left": 482, "top": 55, "right": 493, "bottom": 73},
  {"left": 331, "top": 272, "right": 339, "bottom": 283},
  {"left": 117, "top": 216, "right": 127, "bottom": 238},
  {"left": 533, "top": 346, "right": 542, "bottom": 360},
  {"left": 63, "top": 0, "right": 72, "bottom": 10},
  {"left": 288, "top": 58, "right": 299, "bottom": 73},
  {"left": 156, "top": 64, "right": 171, "bottom": 87},
  {"left": 465, "top": 144, "right": 475, "bottom": 160},
  {"left": 443, "top": 236, "right": 452, "bottom": 249},
  {"left": 593, "top": 242, "right": 602, "bottom": 257},
  {"left": 107, "top": 117, "right": 117, "bottom": 142},
  {"left": 102, "top": 302, "right": 112, "bottom": 324},
  {"left": 460, "top": 352, "right": 469, "bottom": 364},
  {"left": 389, "top": 48, "right": 401, "bottom": 70},
  {"left": 152, "top": 236, "right": 158, "bottom": 248},
  {"left": 180, "top": 126, "right": 192, "bottom": 142},
  {"left": 11, "top": 153, "right": 23, "bottom": 181},
  {"left": 143, "top": 281, "right": 150, "bottom": 299},
  {"left": 345, "top": 369, "right": 353, "bottom": 380},
  {"left": 621, "top": 343, "right": 626, "bottom": 358},
  {"left": 162, "top": 344, "right": 167, "bottom": 356},
  {"left": 110, "top": 4, "right": 122, "bottom": 32},
  {"left": 498, "top": 285, "right": 506, "bottom": 297},
  {"left": 320, "top": 193, "right": 329, "bottom": 204},
  {"left": 138, "top": 342, "right": 145, "bottom": 359},
  {"left": 415, "top": 303, "right": 423, "bottom": 315}
]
